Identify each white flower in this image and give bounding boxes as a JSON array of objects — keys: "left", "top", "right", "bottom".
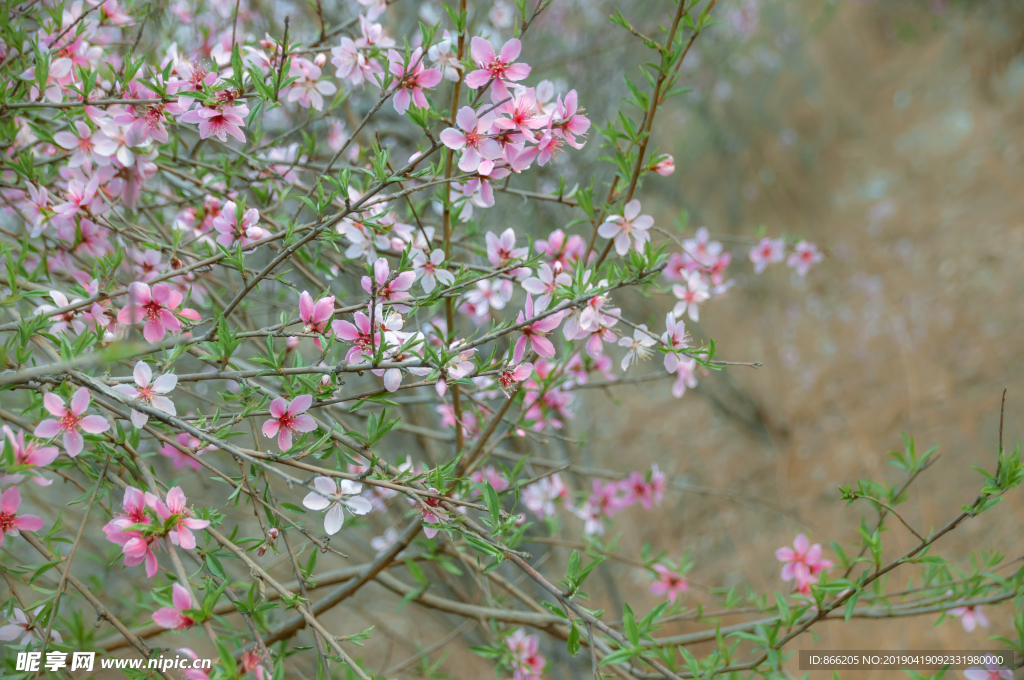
[
  {"left": 412, "top": 249, "right": 455, "bottom": 293},
  {"left": 114, "top": 362, "right": 177, "bottom": 428},
  {"left": 617, "top": 325, "right": 656, "bottom": 370},
  {"left": 302, "top": 476, "right": 373, "bottom": 534}
]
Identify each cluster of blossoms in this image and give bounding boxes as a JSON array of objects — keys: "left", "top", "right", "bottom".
[
  {"left": 519, "top": 465, "right": 666, "bottom": 539},
  {"left": 103, "top": 486, "right": 209, "bottom": 578},
  {"left": 774, "top": 533, "right": 833, "bottom": 595}
]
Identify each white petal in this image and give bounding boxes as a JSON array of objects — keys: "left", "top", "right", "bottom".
[
  {"left": 302, "top": 492, "right": 331, "bottom": 511},
  {"left": 324, "top": 504, "right": 345, "bottom": 534}
]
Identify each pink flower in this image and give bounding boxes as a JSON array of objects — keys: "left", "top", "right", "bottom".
[
  {"left": 361, "top": 257, "right": 415, "bottom": 305},
  {"left": 113, "top": 100, "right": 189, "bottom": 146},
  {"left": 332, "top": 311, "right": 381, "bottom": 364},
  {"left": 749, "top": 237, "right": 785, "bottom": 274},
  {"left": 672, "top": 358, "right": 698, "bottom": 398},
  {"left": 388, "top": 47, "right": 442, "bottom": 114},
  {"left": 513, "top": 294, "right": 563, "bottom": 363},
  {"left": 54, "top": 177, "right": 100, "bottom": 219},
  {"left": 53, "top": 120, "right": 118, "bottom": 168},
  {"left": 117, "top": 282, "right": 185, "bottom": 343},
  {"left": 620, "top": 465, "right": 665, "bottom": 510},
  {"left": 33, "top": 388, "right": 110, "bottom": 457},
  {"left": 332, "top": 37, "right": 378, "bottom": 85},
  {"left": 775, "top": 533, "right": 832, "bottom": 589},
  {"left": 650, "top": 563, "right": 688, "bottom": 603},
  {"left": 440, "top": 106, "right": 503, "bottom": 172},
  {"left": 523, "top": 474, "right": 568, "bottom": 518},
  {"left": 787, "top": 240, "right": 822, "bottom": 276},
  {"left": 671, "top": 272, "right": 710, "bottom": 322},
  {"left": 948, "top": 605, "right": 989, "bottom": 633},
  {"left": 536, "top": 229, "right": 587, "bottom": 271},
  {"left": 0, "top": 426, "right": 59, "bottom": 486},
  {"left": 262, "top": 395, "right": 317, "bottom": 451},
  {"left": 470, "top": 466, "right": 510, "bottom": 492},
  {"left": 598, "top": 200, "right": 653, "bottom": 256},
  {"left": 0, "top": 486, "right": 45, "bottom": 547},
  {"left": 286, "top": 58, "right": 337, "bottom": 110},
  {"left": 498, "top": 362, "right": 533, "bottom": 396},
  {"left": 104, "top": 486, "right": 159, "bottom": 577},
  {"left": 493, "top": 87, "right": 545, "bottom": 141},
  {"left": 661, "top": 312, "right": 691, "bottom": 373},
  {"left": 212, "top": 201, "right": 264, "bottom": 249},
  {"left": 103, "top": 487, "right": 151, "bottom": 546},
  {"left": 179, "top": 102, "right": 248, "bottom": 143},
  {"left": 521, "top": 263, "right": 570, "bottom": 310},
  {"left": 576, "top": 480, "right": 628, "bottom": 535},
  {"left": 486, "top": 227, "right": 529, "bottom": 270},
  {"left": 152, "top": 582, "right": 196, "bottom": 630},
  {"left": 148, "top": 486, "right": 210, "bottom": 549},
  {"left": 159, "top": 433, "right": 207, "bottom": 472},
  {"left": 652, "top": 154, "right": 675, "bottom": 176},
  {"left": 465, "top": 38, "right": 531, "bottom": 102},
  {"left": 114, "top": 362, "right": 177, "bottom": 428},
  {"left": 302, "top": 476, "right": 372, "bottom": 534},
  {"left": 299, "top": 291, "right": 336, "bottom": 346},
  {"left": 0, "top": 607, "right": 61, "bottom": 645},
  {"left": 414, "top": 488, "right": 446, "bottom": 538},
  {"left": 505, "top": 628, "right": 545, "bottom": 680},
  {"left": 963, "top": 663, "right": 1012, "bottom": 680},
  {"left": 683, "top": 227, "right": 722, "bottom": 267},
  {"left": 412, "top": 249, "right": 455, "bottom": 293},
  {"left": 239, "top": 648, "right": 270, "bottom": 680},
  {"left": 549, "top": 89, "right": 590, "bottom": 149}
]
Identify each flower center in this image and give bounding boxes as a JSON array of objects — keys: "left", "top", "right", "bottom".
[
  {"left": 0, "top": 511, "right": 16, "bottom": 533},
  {"left": 143, "top": 300, "right": 164, "bottom": 321},
  {"left": 487, "top": 59, "right": 509, "bottom": 79},
  {"left": 60, "top": 412, "right": 80, "bottom": 431}
]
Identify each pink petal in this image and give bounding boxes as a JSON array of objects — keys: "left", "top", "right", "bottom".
[
  {"left": 1, "top": 486, "right": 20, "bottom": 514},
  {"left": 43, "top": 393, "right": 67, "bottom": 417},
  {"left": 269, "top": 397, "right": 287, "bottom": 418},
  {"left": 499, "top": 38, "right": 522, "bottom": 63},
  {"left": 288, "top": 394, "right": 313, "bottom": 415},
  {"left": 78, "top": 415, "right": 110, "bottom": 434},
  {"left": 152, "top": 607, "right": 189, "bottom": 630},
  {"left": 14, "top": 516, "right": 44, "bottom": 532},
  {"left": 171, "top": 582, "right": 193, "bottom": 611},
  {"left": 262, "top": 419, "right": 280, "bottom": 438},
  {"left": 793, "top": 533, "right": 809, "bottom": 554},
  {"left": 440, "top": 127, "right": 468, "bottom": 150},
  {"left": 151, "top": 374, "right": 177, "bottom": 393},
  {"left": 134, "top": 362, "right": 153, "bottom": 387},
  {"left": 503, "top": 63, "right": 531, "bottom": 82},
  {"left": 470, "top": 37, "right": 495, "bottom": 66},
  {"left": 33, "top": 419, "right": 63, "bottom": 439},
  {"left": 290, "top": 414, "right": 317, "bottom": 433},
  {"left": 63, "top": 429, "right": 84, "bottom": 457},
  {"left": 464, "top": 70, "right": 492, "bottom": 89}
]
